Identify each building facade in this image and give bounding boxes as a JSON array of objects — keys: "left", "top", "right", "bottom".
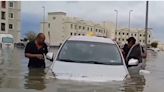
[
  {"left": 0, "top": 1, "right": 21, "bottom": 43},
  {"left": 41, "top": 12, "right": 115, "bottom": 46},
  {"left": 158, "top": 43, "right": 164, "bottom": 51},
  {"left": 115, "top": 28, "right": 152, "bottom": 46},
  {"left": 41, "top": 12, "right": 152, "bottom": 47}
]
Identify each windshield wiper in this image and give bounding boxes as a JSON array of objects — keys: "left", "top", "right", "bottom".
[
  {"left": 58, "top": 59, "right": 76, "bottom": 62},
  {"left": 81, "top": 61, "right": 110, "bottom": 65},
  {"left": 58, "top": 59, "right": 112, "bottom": 65}
]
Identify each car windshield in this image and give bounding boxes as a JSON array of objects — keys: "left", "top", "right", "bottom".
[
  {"left": 57, "top": 41, "right": 123, "bottom": 65},
  {"left": 2, "top": 37, "right": 14, "bottom": 43}
]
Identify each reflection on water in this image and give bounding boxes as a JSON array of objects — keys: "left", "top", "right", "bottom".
[
  {"left": 24, "top": 68, "right": 46, "bottom": 90},
  {"left": 123, "top": 74, "right": 146, "bottom": 92},
  {"left": 0, "top": 47, "right": 163, "bottom": 92}
]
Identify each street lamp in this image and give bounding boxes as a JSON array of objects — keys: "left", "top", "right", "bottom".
[
  {"left": 42, "top": 6, "right": 45, "bottom": 33},
  {"left": 128, "top": 10, "right": 133, "bottom": 34},
  {"left": 145, "top": 1, "right": 149, "bottom": 50},
  {"left": 114, "top": 10, "right": 118, "bottom": 32}
]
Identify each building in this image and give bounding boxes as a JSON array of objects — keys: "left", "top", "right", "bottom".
[
  {"left": 158, "top": 43, "right": 164, "bottom": 51},
  {"left": 41, "top": 12, "right": 153, "bottom": 47},
  {"left": 115, "top": 28, "right": 152, "bottom": 46},
  {"left": 0, "top": 1, "right": 21, "bottom": 43},
  {"left": 41, "top": 12, "right": 115, "bottom": 46}
]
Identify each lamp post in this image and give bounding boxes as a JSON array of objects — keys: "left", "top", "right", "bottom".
[
  {"left": 114, "top": 10, "right": 118, "bottom": 32},
  {"left": 128, "top": 10, "right": 133, "bottom": 35},
  {"left": 145, "top": 1, "right": 149, "bottom": 49},
  {"left": 42, "top": 6, "right": 45, "bottom": 33}
]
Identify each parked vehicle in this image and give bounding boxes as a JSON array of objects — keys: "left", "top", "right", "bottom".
[
  {"left": 46, "top": 36, "right": 140, "bottom": 82},
  {"left": 0, "top": 34, "right": 14, "bottom": 49}
]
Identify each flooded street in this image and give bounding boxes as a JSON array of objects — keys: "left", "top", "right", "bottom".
[{"left": 0, "top": 47, "right": 163, "bottom": 92}]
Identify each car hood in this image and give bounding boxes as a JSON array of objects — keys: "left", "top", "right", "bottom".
[{"left": 50, "top": 61, "right": 129, "bottom": 82}]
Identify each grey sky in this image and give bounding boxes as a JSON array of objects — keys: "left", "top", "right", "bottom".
[{"left": 21, "top": 1, "right": 164, "bottom": 42}]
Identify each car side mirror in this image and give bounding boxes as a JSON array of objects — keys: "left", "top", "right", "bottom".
[
  {"left": 128, "top": 58, "right": 139, "bottom": 66},
  {"left": 46, "top": 52, "right": 54, "bottom": 62}
]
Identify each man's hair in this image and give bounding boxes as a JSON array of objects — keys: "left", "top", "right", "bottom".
[
  {"left": 36, "top": 33, "right": 44, "bottom": 39},
  {"left": 127, "top": 37, "right": 136, "bottom": 44}
]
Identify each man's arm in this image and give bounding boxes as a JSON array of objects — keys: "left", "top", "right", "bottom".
[
  {"left": 25, "top": 53, "right": 44, "bottom": 60},
  {"left": 25, "top": 42, "right": 44, "bottom": 60}
]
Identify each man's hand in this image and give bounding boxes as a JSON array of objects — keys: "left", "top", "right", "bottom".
[
  {"left": 25, "top": 53, "right": 44, "bottom": 60},
  {"left": 35, "top": 54, "right": 44, "bottom": 60}
]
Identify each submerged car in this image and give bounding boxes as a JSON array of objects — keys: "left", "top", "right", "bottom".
[{"left": 46, "top": 36, "right": 140, "bottom": 82}]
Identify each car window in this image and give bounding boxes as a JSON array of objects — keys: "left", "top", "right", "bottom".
[
  {"left": 57, "top": 41, "right": 123, "bottom": 65},
  {"left": 2, "top": 37, "right": 14, "bottom": 43}
]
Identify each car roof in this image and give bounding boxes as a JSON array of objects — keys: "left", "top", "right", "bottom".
[{"left": 68, "top": 36, "right": 115, "bottom": 44}]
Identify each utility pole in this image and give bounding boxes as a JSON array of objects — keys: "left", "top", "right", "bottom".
[
  {"left": 128, "top": 10, "right": 133, "bottom": 36},
  {"left": 42, "top": 6, "right": 45, "bottom": 33},
  {"left": 145, "top": 1, "right": 149, "bottom": 49},
  {"left": 114, "top": 10, "right": 118, "bottom": 32}
]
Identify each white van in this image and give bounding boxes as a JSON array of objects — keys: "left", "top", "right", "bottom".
[{"left": 0, "top": 34, "right": 14, "bottom": 49}]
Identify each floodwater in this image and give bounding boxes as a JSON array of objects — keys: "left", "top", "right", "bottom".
[{"left": 0, "top": 47, "right": 163, "bottom": 92}]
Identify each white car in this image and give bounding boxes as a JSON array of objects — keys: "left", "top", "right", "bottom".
[{"left": 46, "top": 36, "right": 139, "bottom": 82}]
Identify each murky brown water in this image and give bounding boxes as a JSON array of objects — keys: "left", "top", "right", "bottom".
[{"left": 0, "top": 47, "right": 163, "bottom": 92}]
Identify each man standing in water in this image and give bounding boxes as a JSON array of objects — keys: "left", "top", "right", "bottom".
[
  {"left": 122, "top": 37, "right": 146, "bottom": 66},
  {"left": 25, "top": 33, "right": 48, "bottom": 68}
]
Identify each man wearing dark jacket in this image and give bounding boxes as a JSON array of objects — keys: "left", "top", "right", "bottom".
[
  {"left": 25, "top": 33, "right": 48, "bottom": 68},
  {"left": 122, "top": 37, "right": 146, "bottom": 66}
]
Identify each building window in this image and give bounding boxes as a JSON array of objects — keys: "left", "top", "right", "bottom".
[
  {"left": 53, "top": 17, "right": 56, "bottom": 20},
  {"left": 118, "top": 38, "right": 120, "bottom": 41},
  {"left": 9, "top": 1, "right": 14, "bottom": 8},
  {"left": 9, "top": 24, "right": 13, "bottom": 29},
  {"left": 74, "top": 33, "right": 76, "bottom": 36},
  {"left": 87, "top": 27, "right": 89, "bottom": 31},
  {"left": 48, "top": 23, "right": 50, "bottom": 28},
  {"left": 134, "top": 34, "right": 136, "bottom": 36},
  {"left": 70, "top": 32, "right": 73, "bottom": 36},
  {"left": 119, "top": 32, "right": 120, "bottom": 35},
  {"left": 1, "top": 23, "right": 5, "bottom": 31},
  {"left": 96, "top": 29, "right": 98, "bottom": 32},
  {"left": 75, "top": 25, "right": 77, "bottom": 29},
  {"left": 1, "top": 1, "right": 6, "bottom": 8},
  {"left": 149, "top": 35, "right": 150, "bottom": 38},
  {"left": 131, "top": 34, "right": 133, "bottom": 36},
  {"left": 1, "top": 11, "right": 5, "bottom": 20},
  {"left": 122, "top": 39, "right": 124, "bottom": 41},
  {"left": 140, "top": 34, "right": 142, "bottom": 37},
  {"left": 122, "top": 32, "right": 124, "bottom": 35},
  {"left": 70, "top": 24, "right": 73, "bottom": 29},
  {"left": 79, "top": 26, "right": 81, "bottom": 29},
  {"left": 115, "top": 32, "right": 117, "bottom": 35},
  {"left": 9, "top": 13, "right": 14, "bottom": 19},
  {"left": 78, "top": 34, "right": 81, "bottom": 36},
  {"left": 83, "top": 26, "right": 85, "bottom": 30},
  {"left": 91, "top": 28, "right": 92, "bottom": 31},
  {"left": 140, "top": 40, "right": 141, "bottom": 42},
  {"left": 127, "top": 33, "right": 129, "bottom": 35}
]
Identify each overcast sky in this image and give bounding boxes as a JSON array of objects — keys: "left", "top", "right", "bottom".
[{"left": 21, "top": 1, "right": 164, "bottom": 42}]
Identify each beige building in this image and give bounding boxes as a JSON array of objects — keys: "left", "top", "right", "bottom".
[
  {"left": 0, "top": 1, "right": 21, "bottom": 43},
  {"left": 158, "top": 43, "right": 164, "bottom": 51},
  {"left": 115, "top": 28, "right": 152, "bottom": 46},
  {"left": 41, "top": 12, "right": 115, "bottom": 46},
  {"left": 41, "top": 12, "right": 153, "bottom": 47}
]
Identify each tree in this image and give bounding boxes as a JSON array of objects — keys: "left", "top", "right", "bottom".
[
  {"left": 151, "top": 42, "right": 158, "bottom": 48},
  {"left": 24, "top": 31, "right": 37, "bottom": 42}
]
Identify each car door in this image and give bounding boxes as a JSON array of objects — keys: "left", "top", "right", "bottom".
[{"left": 126, "top": 44, "right": 144, "bottom": 74}]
